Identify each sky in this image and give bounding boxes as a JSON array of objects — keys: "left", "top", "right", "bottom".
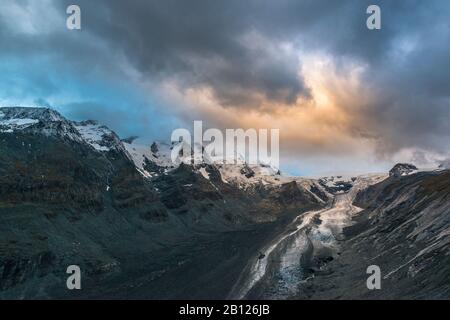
[{"left": 1, "top": 0, "right": 449, "bottom": 176}]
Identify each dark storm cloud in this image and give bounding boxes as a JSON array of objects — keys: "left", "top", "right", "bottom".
[
  {"left": 1, "top": 0, "right": 450, "bottom": 164},
  {"left": 350, "top": 0, "right": 450, "bottom": 155},
  {"left": 52, "top": 0, "right": 319, "bottom": 108}
]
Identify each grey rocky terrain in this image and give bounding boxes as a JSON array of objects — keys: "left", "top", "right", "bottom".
[
  {"left": 0, "top": 107, "right": 327, "bottom": 299},
  {"left": 1, "top": 107, "right": 448, "bottom": 300},
  {"left": 296, "top": 169, "right": 450, "bottom": 299}
]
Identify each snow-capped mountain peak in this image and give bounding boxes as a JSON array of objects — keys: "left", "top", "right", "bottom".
[
  {"left": 0, "top": 106, "right": 125, "bottom": 153},
  {"left": 123, "top": 140, "right": 175, "bottom": 177},
  {"left": 389, "top": 163, "right": 418, "bottom": 177},
  {"left": 123, "top": 138, "right": 291, "bottom": 188},
  {"left": 73, "top": 120, "right": 125, "bottom": 153},
  {"left": 0, "top": 107, "right": 56, "bottom": 133},
  {"left": 0, "top": 106, "right": 66, "bottom": 122}
]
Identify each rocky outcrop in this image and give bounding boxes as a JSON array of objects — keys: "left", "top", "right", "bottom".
[
  {"left": 389, "top": 163, "right": 418, "bottom": 177},
  {"left": 240, "top": 164, "right": 255, "bottom": 178}
]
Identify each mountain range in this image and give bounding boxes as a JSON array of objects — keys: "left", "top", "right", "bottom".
[{"left": 0, "top": 107, "right": 448, "bottom": 299}]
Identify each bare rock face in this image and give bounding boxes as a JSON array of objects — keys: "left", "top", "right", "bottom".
[
  {"left": 389, "top": 163, "right": 418, "bottom": 177},
  {"left": 240, "top": 163, "right": 255, "bottom": 178},
  {"left": 150, "top": 141, "right": 159, "bottom": 154}
]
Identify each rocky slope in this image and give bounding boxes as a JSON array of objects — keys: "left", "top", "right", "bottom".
[
  {"left": 2, "top": 107, "right": 447, "bottom": 300},
  {"left": 298, "top": 167, "right": 450, "bottom": 299},
  {"left": 232, "top": 174, "right": 387, "bottom": 299},
  {"left": 0, "top": 106, "right": 329, "bottom": 299}
]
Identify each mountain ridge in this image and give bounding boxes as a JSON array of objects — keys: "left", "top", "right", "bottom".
[
  {"left": 2, "top": 106, "right": 447, "bottom": 299},
  {"left": 0, "top": 106, "right": 330, "bottom": 299}
]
